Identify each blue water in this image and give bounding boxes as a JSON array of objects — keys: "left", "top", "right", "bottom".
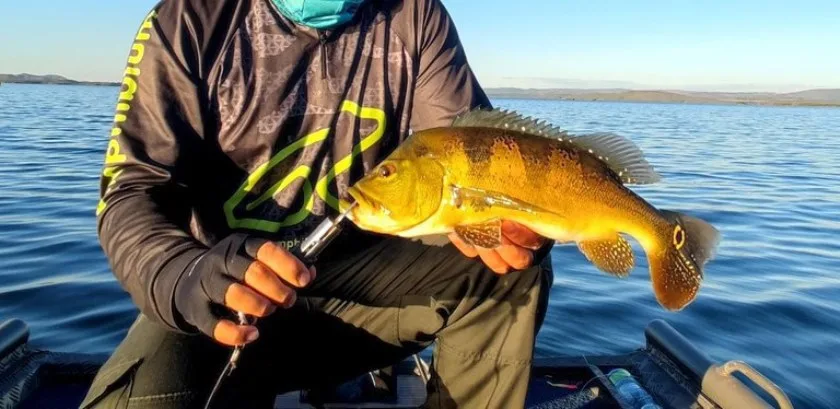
[{"left": 1, "top": 84, "right": 839, "bottom": 408}]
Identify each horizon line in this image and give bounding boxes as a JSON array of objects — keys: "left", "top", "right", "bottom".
[{"left": 2, "top": 71, "right": 838, "bottom": 94}]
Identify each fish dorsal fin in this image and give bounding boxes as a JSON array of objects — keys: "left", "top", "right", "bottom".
[
  {"left": 452, "top": 108, "right": 571, "bottom": 141},
  {"left": 569, "top": 132, "right": 661, "bottom": 185},
  {"left": 452, "top": 108, "right": 660, "bottom": 185}
]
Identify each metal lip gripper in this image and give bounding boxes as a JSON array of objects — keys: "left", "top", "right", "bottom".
[
  {"left": 204, "top": 204, "right": 357, "bottom": 409},
  {"left": 298, "top": 202, "right": 356, "bottom": 261},
  {"left": 229, "top": 203, "right": 357, "bottom": 372}
]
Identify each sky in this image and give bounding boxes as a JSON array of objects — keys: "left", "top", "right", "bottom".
[{"left": 1, "top": 0, "right": 838, "bottom": 92}]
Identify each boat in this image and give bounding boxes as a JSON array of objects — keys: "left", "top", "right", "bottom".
[{"left": 0, "top": 317, "right": 792, "bottom": 409}]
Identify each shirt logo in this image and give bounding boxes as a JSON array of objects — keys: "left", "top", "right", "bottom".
[{"left": 223, "top": 100, "right": 386, "bottom": 232}]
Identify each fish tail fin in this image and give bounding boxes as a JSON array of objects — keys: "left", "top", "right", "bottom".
[{"left": 647, "top": 210, "right": 721, "bottom": 311}]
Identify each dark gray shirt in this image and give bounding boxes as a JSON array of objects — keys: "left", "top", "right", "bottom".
[{"left": 96, "top": 0, "right": 490, "bottom": 330}]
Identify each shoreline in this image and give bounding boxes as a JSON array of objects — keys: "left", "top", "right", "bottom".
[
  {"left": 486, "top": 89, "right": 840, "bottom": 108},
  {"left": 487, "top": 94, "right": 840, "bottom": 108},
  {"left": 3, "top": 81, "right": 837, "bottom": 108},
  {"left": 1, "top": 81, "right": 120, "bottom": 87}
]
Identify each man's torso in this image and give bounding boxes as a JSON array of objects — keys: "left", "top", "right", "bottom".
[{"left": 185, "top": 0, "right": 420, "bottom": 246}]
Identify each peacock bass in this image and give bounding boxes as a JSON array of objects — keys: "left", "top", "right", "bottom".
[{"left": 341, "top": 109, "right": 720, "bottom": 311}]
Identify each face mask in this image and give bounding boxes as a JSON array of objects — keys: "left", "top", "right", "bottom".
[{"left": 272, "top": 0, "right": 367, "bottom": 30}]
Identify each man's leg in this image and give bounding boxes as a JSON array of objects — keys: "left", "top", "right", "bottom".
[
  {"left": 80, "top": 235, "right": 552, "bottom": 409},
  {"left": 289, "top": 234, "right": 554, "bottom": 408},
  {"left": 78, "top": 312, "right": 277, "bottom": 409}
]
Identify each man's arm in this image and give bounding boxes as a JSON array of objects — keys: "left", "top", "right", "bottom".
[
  {"left": 96, "top": 3, "right": 210, "bottom": 331},
  {"left": 408, "top": 0, "right": 551, "bottom": 273},
  {"left": 408, "top": 0, "right": 492, "bottom": 129},
  {"left": 98, "top": 1, "right": 311, "bottom": 346}
]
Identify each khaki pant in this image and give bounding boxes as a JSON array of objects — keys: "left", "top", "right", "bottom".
[{"left": 80, "top": 235, "right": 553, "bottom": 409}]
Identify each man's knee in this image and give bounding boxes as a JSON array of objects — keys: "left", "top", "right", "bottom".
[
  {"left": 79, "top": 314, "right": 226, "bottom": 409},
  {"left": 476, "top": 251, "right": 554, "bottom": 340},
  {"left": 519, "top": 257, "right": 553, "bottom": 324},
  {"left": 533, "top": 254, "right": 554, "bottom": 331},
  {"left": 496, "top": 252, "right": 553, "bottom": 302}
]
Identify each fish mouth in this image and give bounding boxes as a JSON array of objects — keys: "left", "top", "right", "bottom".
[
  {"left": 344, "top": 186, "right": 383, "bottom": 222},
  {"left": 344, "top": 186, "right": 407, "bottom": 234},
  {"left": 345, "top": 186, "right": 372, "bottom": 212}
]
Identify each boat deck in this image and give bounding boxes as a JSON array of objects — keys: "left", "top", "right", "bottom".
[{"left": 0, "top": 319, "right": 790, "bottom": 409}]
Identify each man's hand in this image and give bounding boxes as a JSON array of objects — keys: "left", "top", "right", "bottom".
[
  {"left": 174, "top": 234, "right": 315, "bottom": 347},
  {"left": 449, "top": 221, "right": 548, "bottom": 274}
]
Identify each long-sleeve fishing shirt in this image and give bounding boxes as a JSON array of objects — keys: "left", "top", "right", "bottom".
[{"left": 96, "top": 0, "right": 490, "bottom": 331}]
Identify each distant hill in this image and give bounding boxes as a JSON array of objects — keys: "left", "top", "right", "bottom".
[
  {"left": 781, "top": 89, "right": 840, "bottom": 102},
  {"left": 2, "top": 73, "right": 837, "bottom": 107},
  {"left": 0, "top": 73, "right": 119, "bottom": 87},
  {"left": 485, "top": 87, "right": 840, "bottom": 107}
]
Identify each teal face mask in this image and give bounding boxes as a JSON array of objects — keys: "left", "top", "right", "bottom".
[{"left": 272, "top": 0, "right": 367, "bottom": 30}]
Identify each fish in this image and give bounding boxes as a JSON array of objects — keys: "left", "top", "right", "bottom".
[{"left": 340, "top": 108, "right": 721, "bottom": 311}]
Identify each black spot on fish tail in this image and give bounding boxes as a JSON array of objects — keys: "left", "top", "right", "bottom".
[{"left": 648, "top": 211, "right": 720, "bottom": 311}]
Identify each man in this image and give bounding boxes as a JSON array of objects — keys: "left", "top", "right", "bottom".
[{"left": 81, "top": 0, "right": 554, "bottom": 408}]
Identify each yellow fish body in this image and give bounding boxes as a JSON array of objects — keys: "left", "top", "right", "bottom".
[{"left": 343, "top": 109, "right": 720, "bottom": 311}]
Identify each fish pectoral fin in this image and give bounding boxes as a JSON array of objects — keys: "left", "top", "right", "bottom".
[
  {"left": 452, "top": 185, "right": 556, "bottom": 216},
  {"left": 577, "top": 234, "right": 635, "bottom": 277},
  {"left": 454, "top": 219, "right": 503, "bottom": 249}
]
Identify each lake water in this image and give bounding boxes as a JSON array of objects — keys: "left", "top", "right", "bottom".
[{"left": 1, "top": 83, "right": 839, "bottom": 408}]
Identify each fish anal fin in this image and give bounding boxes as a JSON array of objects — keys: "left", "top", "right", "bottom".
[
  {"left": 660, "top": 209, "right": 721, "bottom": 269},
  {"left": 454, "top": 219, "right": 502, "bottom": 249},
  {"left": 570, "top": 132, "right": 661, "bottom": 185},
  {"left": 578, "top": 234, "right": 635, "bottom": 277}
]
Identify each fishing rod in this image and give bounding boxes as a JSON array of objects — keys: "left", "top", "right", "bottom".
[{"left": 204, "top": 203, "right": 357, "bottom": 409}]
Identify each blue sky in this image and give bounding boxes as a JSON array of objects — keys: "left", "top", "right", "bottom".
[{"left": 1, "top": 0, "right": 838, "bottom": 92}]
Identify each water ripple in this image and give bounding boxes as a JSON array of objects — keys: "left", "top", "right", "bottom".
[
  {"left": 505, "top": 99, "right": 840, "bottom": 409},
  {"left": 1, "top": 85, "right": 839, "bottom": 408}
]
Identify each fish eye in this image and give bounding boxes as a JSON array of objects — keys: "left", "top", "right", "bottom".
[
  {"left": 379, "top": 163, "right": 396, "bottom": 178},
  {"left": 673, "top": 225, "right": 686, "bottom": 250}
]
